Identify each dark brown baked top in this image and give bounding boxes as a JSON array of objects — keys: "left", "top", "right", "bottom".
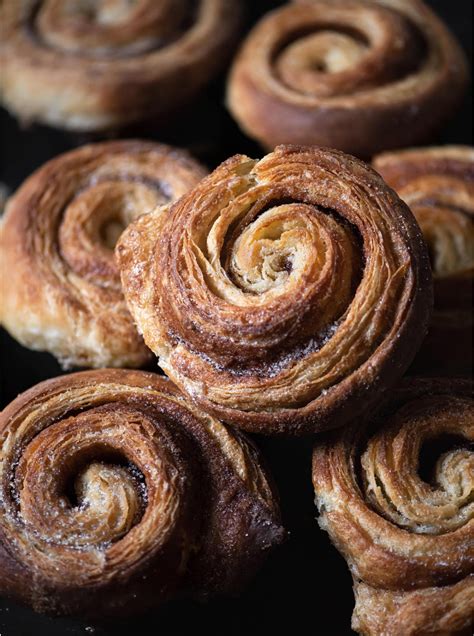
[
  {"left": 117, "top": 144, "right": 433, "bottom": 435},
  {"left": 0, "top": 369, "right": 284, "bottom": 617}
]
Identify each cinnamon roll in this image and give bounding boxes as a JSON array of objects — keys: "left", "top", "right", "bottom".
[
  {"left": 116, "top": 145, "right": 432, "bottom": 435},
  {"left": 312, "top": 378, "right": 473, "bottom": 636},
  {"left": 374, "top": 146, "right": 474, "bottom": 374},
  {"left": 0, "top": 0, "right": 241, "bottom": 131},
  {"left": 227, "top": 0, "right": 468, "bottom": 157},
  {"left": 0, "top": 140, "right": 206, "bottom": 369},
  {"left": 0, "top": 369, "right": 284, "bottom": 617}
]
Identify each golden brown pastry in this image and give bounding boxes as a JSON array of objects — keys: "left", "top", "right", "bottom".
[
  {"left": 116, "top": 145, "right": 432, "bottom": 435},
  {"left": 0, "top": 140, "right": 206, "bottom": 369},
  {"left": 312, "top": 378, "right": 473, "bottom": 636},
  {"left": 0, "top": 0, "right": 241, "bottom": 131},
  {"left": 0, "top": 369, "right": 284, "bottom": 617},
  {"left": 227, "top": 0, "right": 468, "bottom": 157},
  {"left": 374, "top": 146, "right": 474, "bottom": 375}
]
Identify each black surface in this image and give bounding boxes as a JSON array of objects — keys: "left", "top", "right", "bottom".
[{"left": 0, "top": 2, "right": 472, "bottom": 635}]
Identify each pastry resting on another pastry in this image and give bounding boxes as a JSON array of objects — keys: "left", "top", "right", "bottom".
[
  {"left": 117, "top": 145, "right": 432, "bottom": 435},
  {"left": 227, "top": 0, "right": 468, "bottom": 157},
  {"left": 0, "top": 140, "right": 206, "bottom": 369},
  {"left": 0, "top": 369, "right": 284, "bottom": 617},
  {"left": 373, "top": 146, "right": 474, "bottom": 375},
  {"left": 0, "top": 0, "right": 241, "bottom": 131},
  {"left": 313, "top": 378, "right": 473, "bottom": 636}
]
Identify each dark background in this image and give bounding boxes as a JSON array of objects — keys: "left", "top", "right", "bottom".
[{"left": 0, "top": 2, "right": 472, "bottom": 634}]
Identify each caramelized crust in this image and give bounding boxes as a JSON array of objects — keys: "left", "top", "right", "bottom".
[
  {"left": 227, "top": 0, "right": 468, "bottom": 157},
  {"left": 0, "top": 369, "right": 284, "bottom": 617},
  {"left": 313, "top": 378, "right": 474, "bottom": 636},
  {"left": 117, "top": 145, "right": 432, "bottom": 435},
  {"left": 0, "top": 140, "right": 206, "bottom": 369},
  {"left": 374, "top": 146, "right": 474, "bottom": 374},
  {"left": 0, "top": 0, "right": 241, "bottom": 131}
]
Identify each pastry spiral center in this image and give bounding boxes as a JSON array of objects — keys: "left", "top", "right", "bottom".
[
  {"left": 35, "top": 0, "right": 188, "bottom": 55},
  {"left": 59, "top": 180, "right": 164, "bottom": 288},
  {"left": 228, "top": 204, "right": 355, "bottom": 296},
  {"left": 183, "top": 196, "right": 362, "bottom": 364},
  {"left": 2, "top": 401, "right": 183, "bottom": 585},
  {"left": 361, "top": 396, "right": 474, "bottom": 534},
  {"left": 16, "top": 415, "right": 148, "bottom": 547},
  {"left": 272, "top": 4, "right": 424, "bottom": 98}
]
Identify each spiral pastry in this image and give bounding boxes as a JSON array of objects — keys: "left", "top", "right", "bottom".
[
  {"left": 116, "top": 145, "right": 432, "bottom": 435},
  {"left": 0, "top": 0, "right": 241, "bottom": 131},
  {"left": 0, "top": 369, "right": 284, "bottom": 617},
  {"left": 374, "top": 146, "right": 474, "bottom": 374},
  {"left": 0, "top": 140, "right": 206, "bottom": 369},
  {"left": 226, "top": 0, "right": 468, "bottom": 157},
  {"left": 313, "top": 378, "right": 473, "bottom": 636}
]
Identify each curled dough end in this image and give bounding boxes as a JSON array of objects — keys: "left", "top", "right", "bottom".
[
  {"left": 352, "top": 578, "right": 474, "bottom": 636},
  {"left": 313, "top": 377, "right": 474, "bottom": 636}
]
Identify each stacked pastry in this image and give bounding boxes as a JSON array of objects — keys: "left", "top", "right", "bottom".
[{"left": 0, "top": 0, "right": 472, "bottom": 632}]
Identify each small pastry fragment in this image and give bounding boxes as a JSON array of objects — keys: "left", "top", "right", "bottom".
[
  {"left": 0, "top": 140, "right": 206, "bottom": 369},
  {"left": 374, "top": 146, "right": 474, "bottom": 374},
  {"left": 227, "top": 0, "right": 468, "bottom": 157},
  {"left": 0, "top": 0, "right": 241, "bottom": 131},
  {"left": 0, "top": 369, "right": 284, "bottom": 617},
  {"left": 117, "top": 144, "right": 432, "bottom": 435},
  {"left": 313, "top": 378, "right": 474, "bottom": 636}
]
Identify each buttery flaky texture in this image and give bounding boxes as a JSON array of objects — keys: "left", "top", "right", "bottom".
[
  {"left": 0, "top": 140, "right": 206, "bottom": 369},
  {"left": 227, "top": 0, "right": 468, "bottom": 157},
  {"left": 313, "top": 378, "right": 473, "bottom": 636},
  {"left": 0, "top": 369, "right": 284, "bottom": 617},
  {"left": 0, "top": 0, "right": 241, "bottom": 131},
  {"left": 374, "top": 146, "right": 474, "bottom": 375},
  {"left": 116, "top": 145, "right": 432, "bottom": 435}
]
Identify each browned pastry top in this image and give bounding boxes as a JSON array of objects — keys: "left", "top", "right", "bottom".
[
  {"left": 0, "top": 140, "right": 206, "bottom": 369},
  {"left": 0, "top": 369, "right": 284, "bottom": 617},
  {"left": 313, "top": 378, "right": 474, "bottom": 636},
  {"left": 117, "top": 144, "right": 432, "bottom": 435},
  {"left": 0, "top": 0, "right": 241, "bottom": 130},
  {"left": 374, "top": 146, "right": 474, "bottom": 281},
  {"left": 374, "top": 146, "right": 474, "bottom": 373},
  {"left": 227, "top": 0, "right": 468, "bottom": 156}
]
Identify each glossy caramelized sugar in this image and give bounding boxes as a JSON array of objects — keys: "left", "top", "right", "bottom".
[
  {"left": 374, "top": 146, "right": 474, "bottom": 373},
  {"left": 0, "top": 0, "right": 241, "bottom": 131},
  {"left": 0, "top": 140, "right": 206, "bottom": 369},
  {"left": 117, "top": 145, "right": 432, "bottom": 435},
  {"left": 227, "top": 0, "right": 468, "bottom": 157},
  {"left": 313, "top": 378, "right": 474, "bottom": 636},
  {"left": 0, "top": 369, "right": 284, "bottom": 617}
]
